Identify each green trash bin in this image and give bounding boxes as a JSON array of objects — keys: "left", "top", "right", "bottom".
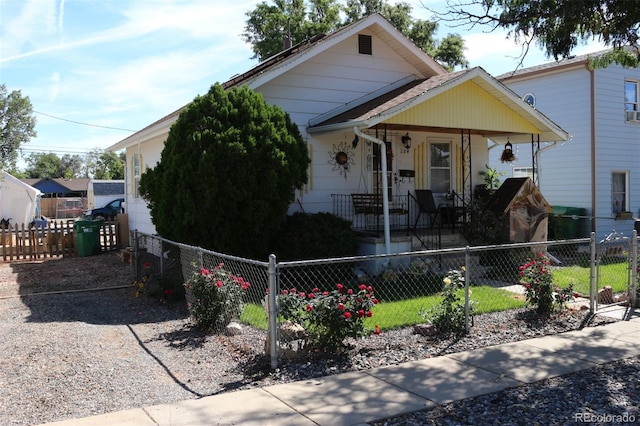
[
  {"left": 74, "top": 219, "right": 104, "bottom": 256},
  {"left": 550, "top": 206, "right": 586, "bottom": 239}
]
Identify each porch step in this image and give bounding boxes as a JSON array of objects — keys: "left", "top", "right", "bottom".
[{"left": 410, "top": 229, "right": 468, "bottom": 250}]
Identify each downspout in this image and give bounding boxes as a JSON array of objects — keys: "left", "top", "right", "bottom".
[{"left": 354, "top": 127, "right": 391, "bottom": 254}]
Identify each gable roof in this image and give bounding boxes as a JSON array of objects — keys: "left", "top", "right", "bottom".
[
  {"left": 223, "top": 13, "right": 446, "bottom": 90},
  {"left": 107, "top": 13, "right": 447, "bottom": 152},
  {"left": 22, "top": 178, "right": 90, "bottom": 194},
  {"left": 496, "top": 49, "right": 612, "bottom": 81},
  {"left": 308, "top": 67, "right": 570, "bottom": 143}
]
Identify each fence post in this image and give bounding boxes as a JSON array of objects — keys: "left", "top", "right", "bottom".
[
  {"left": 631, "top": 230, "right": 638, "bottom": 308},
  {"left": 268, "top": 254, "right": 278, "bottom": 370},
  {"left": 133, "top": 229, "right": 139, "bottom": 279},
  {"left": 464, "top": 245, "right": 471, "bottom": 333},
  {"left": 589, "top": 232, "right": 596, "bottom": 314}
]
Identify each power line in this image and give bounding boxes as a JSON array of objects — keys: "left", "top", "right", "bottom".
[{"left": 34, "top": 110, "right": 137, "bottom": 132}]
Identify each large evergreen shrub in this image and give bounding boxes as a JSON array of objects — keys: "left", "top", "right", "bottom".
[
  {"left": 273, "top": 212, "right": 359, "bottom": 261},
  {"left": 139, "top": 83, "right": 309, "bottom": 259}
]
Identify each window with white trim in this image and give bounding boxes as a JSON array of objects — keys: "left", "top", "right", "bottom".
[
  {"left": 625, "top": 80, "right": 639, "bottom": 121},
  {"left": 132, "top": 153, "right": 142, "bottom": 198},
  {"left": 513, "top": 167, "right": 534, "bottom": 179},
  {"left": 612, "top": 171, "right": 628, "bottom": 215},
  {"left": 430, "top": 141, "right": 451, "bottom": 194}
]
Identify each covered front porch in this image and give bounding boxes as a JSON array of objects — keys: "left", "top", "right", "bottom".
[
  {"left": 331, "top": 191, "right": 468, "bottom": 250},
  {"left": 307, "top": 67, "right": 569, "bottom": 254}
]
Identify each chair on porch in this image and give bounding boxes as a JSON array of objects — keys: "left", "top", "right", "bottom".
[{"left": 413, "top": 189, "right": 441, "bottom": 229}]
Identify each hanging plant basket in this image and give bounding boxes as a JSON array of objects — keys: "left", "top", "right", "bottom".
[
  {"left": 500, "top": 150, "right": 516, "bottom": 163},
  {"left": 500, "top": 141, "right": 516, "bottom": 163}
]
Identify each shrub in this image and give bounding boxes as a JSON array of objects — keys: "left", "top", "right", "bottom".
[
  {"left": 277, "top": 283, "right": 378, "bottom": 351},
  {"left": 272, "top": 212, "right": 359, "bottom": 261},
  {"left": 519, "top": 252, "right": 574, "bottom": 314},
  {"left": 184, "top": 263, "right": 251, "bottom": 331},
  {"left": 132, "top": 259, "right": 185, "bottom": 304},
  {"left": 421, "top": 267, "right": 471, "bottom": 334},
  {"left": 139, "top": 83, "right": 309, "bottom": 259}
]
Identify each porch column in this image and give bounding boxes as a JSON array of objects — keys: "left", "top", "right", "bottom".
[{"left": 354, "top": 127, "right": 391, "bottom": 254}]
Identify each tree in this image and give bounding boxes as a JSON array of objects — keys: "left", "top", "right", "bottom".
[
  {"left": 436, "top": 0, "right": 640, "bottom": 68},
  {"left": 243, "top": 0, "right": 468, "bottom": 71},
  {"left": 0, "top": 84, "right": 37, "bottom": 170},
  {"left": 139, "top": 83, "right": 309, "bottom": 259},
  {"left": 60, "top": 154, "right": 84, "bottom": 179},
  {"left": 84, "top": 149, "right": 125, "bottom": 179},
  {"left": 24, "top": 153, "right": 61, "bottom": 179}
]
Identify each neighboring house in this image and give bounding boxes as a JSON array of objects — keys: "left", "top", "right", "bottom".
[
  {"left": 493, "top": 49, "right": 640, "bottom": 239},
  {"left": 87, "top": 179, "right": 125, "bottom": 210},
  {"left": 0, "top": 171, "right": 41, "bottom": 225},
  {"left": 108, "top": 13, "right": 569, "bottom": 253},
  {"left": 22, "top": 178, "right": 90, "bottom": 219}
]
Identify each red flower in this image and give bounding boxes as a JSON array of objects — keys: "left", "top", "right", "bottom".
[
  {"left": 312, "top": 287, "right": 319, "bottom": 293},
  {"left": 343, "top": 311, "right": 352, "bottom": 319},
  {"left": 298, "top": 292, "right": 306, "bottom": 299},
  {"left": 374, "top": 325, "right": 381, "bottom": 335},
  {"left": 372, "top": 298, "right": 379, "bottom": 305},
  {"left": 337, "top": 303, "right": 345, "bottom": 311},
  {"left": 347, "top": 289, "right": 353, "bottom": 295},
  {"left": 143, "top": 261, "right": 151, "bottom": 269},
  {"left": 281, "top": 289, "right": 289, "bottom": 295},
  {"left": 306, "top": 304, "right": 313, "bottom": 312},
  {"left": 357, "top": 309, "right": 365, "bottom": 317},
  {"left": 290, "top": 288, "right": 297, "bottom": 294},
  {"left": 336, "top": 283, "right": 344, "bottom": 293},
  {"left": 359, "top": 284, "right": 367, "bottom": 291},
  {"left": 367, "top": 286, "right": 373, "bottom": 293},
  {"left": 322, "top": 291, "right": 329, "bottom": 296},
  {"left": 366, "top": 310, "right": 373, "bottom": 317},
  {"left": 308, "top": 292, "right": 315, "bottom": 299},
  {"left": 215, "top": 280, "right": 223, "bottom": 287},
  {"left": 200, "top": 268, "right": 210, "bottom": 275}
]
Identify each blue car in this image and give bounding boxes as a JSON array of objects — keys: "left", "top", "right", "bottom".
[{"left": 84, "top": 198, "right": 125, "bottom": 220}]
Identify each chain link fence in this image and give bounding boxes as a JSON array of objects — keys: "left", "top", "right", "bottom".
[{"left": 133, "top": 230, "right": 639, "bottom": 369}]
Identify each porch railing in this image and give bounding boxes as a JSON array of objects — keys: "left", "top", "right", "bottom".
[{"left": 332, "top": 193, "right": 410, "bottom": 235}]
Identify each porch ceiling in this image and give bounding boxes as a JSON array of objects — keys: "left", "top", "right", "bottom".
[{"left": 307, "top": 67, "right": 569, "bottom": 144}]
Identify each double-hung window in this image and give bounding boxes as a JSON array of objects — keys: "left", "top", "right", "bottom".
[
  {"left": 612, "top": 171, "right": 628, "bottom": 215},
  {"left": 430, "top": 141, "right": 451, "bottom": 194},
  {"left": 625, "top": 80, "right": 639, "bottom": 121}
]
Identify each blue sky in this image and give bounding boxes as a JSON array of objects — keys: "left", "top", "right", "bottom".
[{"left": 0, "top": 0, "right": 605, "bottom": 169}]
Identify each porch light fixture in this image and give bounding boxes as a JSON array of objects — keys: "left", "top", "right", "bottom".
[
  {"left": 352, "top": 134, "right": 359, "bottom": 149},
  {"left": 501, "top": 140, "right": 516, "bottom": 163},
  {"left": 401, "top": 132, "right": 412, "bottom": 149}
]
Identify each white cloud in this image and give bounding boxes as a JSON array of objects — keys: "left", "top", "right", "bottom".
[{"left": 0, "top": 0, "right": 59, "bottom": 59}]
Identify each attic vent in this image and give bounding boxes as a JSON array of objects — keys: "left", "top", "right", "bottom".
[{"left": 358, "top": 34, "right": 372, "bottom": 55}]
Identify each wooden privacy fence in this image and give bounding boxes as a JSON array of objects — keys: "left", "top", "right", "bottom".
[{"left": 0, "top": 219, "right": 120, "bottom": 262}]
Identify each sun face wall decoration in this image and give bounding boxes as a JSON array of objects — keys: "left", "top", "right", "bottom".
[{"left": 328, "top": 141, "right": 355, "bottom": 179}]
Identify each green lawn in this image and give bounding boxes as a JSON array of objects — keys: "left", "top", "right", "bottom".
[
  {"left": 240, "top": 285, "right": 525, "bottom": 331},
  {"left": 552, "top": 261, "right": 629, "bottom": 294}
]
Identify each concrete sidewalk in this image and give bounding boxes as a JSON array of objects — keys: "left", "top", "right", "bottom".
[{"left": 43, "top": 311, "right": 640, "bottom": 426}]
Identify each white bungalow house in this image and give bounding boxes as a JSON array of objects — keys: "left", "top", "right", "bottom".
[
  {"left": 493, "top": 49, "right": 640, "bottom": 240},
  {"left": 108, "top": 13, "right": 569, "bottom": 254}
]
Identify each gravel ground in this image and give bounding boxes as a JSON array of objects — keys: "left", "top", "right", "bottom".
[{"left": 0, "top": 253, "right": 637, "bottom": 425}]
